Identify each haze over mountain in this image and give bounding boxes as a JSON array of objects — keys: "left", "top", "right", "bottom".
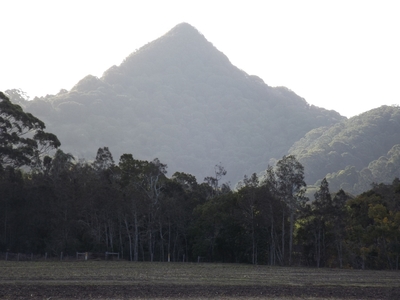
[
  {"left": 289, "top": 105, "right": 400, "bottom": 195},
  {"left": 8, "top": 23, "right": 344, "bottom": 185}
]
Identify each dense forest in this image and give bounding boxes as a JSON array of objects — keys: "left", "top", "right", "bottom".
[
  {"left": 1, "top": 92, "right": 399, "bottom": 270},
  {"left": 290, "top": 105, "right": 400, "bottom": 195}
]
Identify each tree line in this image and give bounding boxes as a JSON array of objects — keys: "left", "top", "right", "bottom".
[{"left": 1, "top": 91, "right": 399, "bottom": 269}]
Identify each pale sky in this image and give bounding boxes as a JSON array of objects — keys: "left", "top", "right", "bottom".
[{"left": 2, "top": 0, "right": 399, "bottom": 118}]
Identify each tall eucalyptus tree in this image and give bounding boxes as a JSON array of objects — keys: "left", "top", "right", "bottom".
[{"left": 275, "top": 155, "right": 307, "bottom": 265}]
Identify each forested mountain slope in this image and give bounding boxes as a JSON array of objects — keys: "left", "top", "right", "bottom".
[
  {"left": 289, "top": 105, "right": 400, "bottom": 194},
  {"left": 9, "top": 23, "right": 343, "bottom": 184}
]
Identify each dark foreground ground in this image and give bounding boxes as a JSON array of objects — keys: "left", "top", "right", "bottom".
[
  {"left": 1, "top": 284, "right": 400, "bottom": 299},
  {"left": 0, "top": 261, "right": 399, "bottom": 299}
]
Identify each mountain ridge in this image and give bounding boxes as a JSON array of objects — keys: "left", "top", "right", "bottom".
[
  {"left": 289, "top": 104, "right": 400, "bottom": 195},
  {"left": 7, "top": 23, "right": 344, "bottom": 185}
]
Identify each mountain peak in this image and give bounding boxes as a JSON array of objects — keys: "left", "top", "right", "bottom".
[
  {"left": 21, "top": 22, "right": 345, "bottom": 187},
  {"left": 103, "top": 22, "right": 230, "bottom": 82},
  {"left": 160, "top": 22, "right": 207, "bottom": 46},
  {"left": 168, "top": 22, "right": 200, "bottom": 35}
]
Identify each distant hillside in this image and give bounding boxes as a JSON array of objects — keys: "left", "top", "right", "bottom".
[
  {"left": 9, "top": 23, "right": 344, "bottom": 184},
  {"left": 289, "top": 105, "right": 400, "bottom": 195}
]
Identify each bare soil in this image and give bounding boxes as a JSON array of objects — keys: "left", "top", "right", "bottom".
[
  {"left": 0, "top": 261, "right": 398, "bottom": 299},
  {"left": 1, "top": 284, "right": 400, "bottom": 299}
]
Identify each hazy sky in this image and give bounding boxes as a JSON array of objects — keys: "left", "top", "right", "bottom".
[{"left": 2, "top": 0, "right": 399, "bottom": 118}]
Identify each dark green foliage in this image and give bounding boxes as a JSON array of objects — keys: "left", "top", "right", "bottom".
[
  {"left": 345, "top": 186, "right": 400, "bottom": 270},
  {"left": 0, "top": 91, "right": 60, "bottom": 169},
  {"left": 296, "top": 180, "right": 350, "bottom": 268},
  {"left": 2, "top": 136, "right": 400, "bottom": 269},
  {"left": 296, "top": 179, "right": 400, "bottom": 270},
  {"left": 273, "top": 155, "right": 307, "bottom": 265}
]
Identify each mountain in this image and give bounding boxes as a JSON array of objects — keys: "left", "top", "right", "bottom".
[
  {"left": 289, "top": 105, "right": 400, "bottom": 195},
  {"left": 10, "top": 23, "right": 344, "bottom": 184}
]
